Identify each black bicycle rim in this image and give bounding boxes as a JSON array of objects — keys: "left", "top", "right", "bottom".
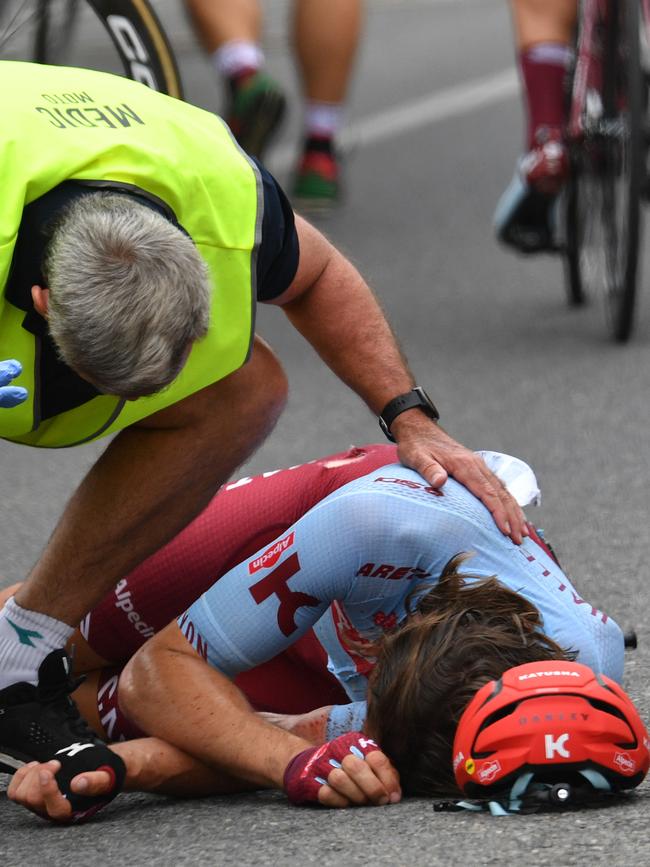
[
  {"left": 563, "top": 153, "right": 588, "bottom": 306},
  {"left": 601, "top": 0, "right": 644, "bottom": 341},
  {"left": 86, "top": 0, "right": 183, "bottom": 97}
]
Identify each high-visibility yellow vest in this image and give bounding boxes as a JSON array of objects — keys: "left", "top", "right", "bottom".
[{"left": 0, "top": 61, "right": 261, "bottom": 447}]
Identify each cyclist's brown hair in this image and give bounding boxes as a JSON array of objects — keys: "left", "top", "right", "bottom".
[{"left": 365, "top": 554, "right": 572, "bottom": 798}]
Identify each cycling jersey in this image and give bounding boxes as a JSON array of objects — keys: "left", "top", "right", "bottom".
[{"left": 179, "top": 458, "right": 624, "bottom": 729}]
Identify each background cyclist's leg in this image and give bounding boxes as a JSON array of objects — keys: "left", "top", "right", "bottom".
[
  {"left": 494, "top": 0, "right": 577, "bottom": 251},
  {"left": 291, "top": 0, "right": 363, "bottom": 204},
  {"left": 510, "top": 0, "right": 577, "bottom": 188},
  {"left": 184, "top": 0, "right": 285, "bottom": 159},
  {"left": 186, "top": 0, "right": 262, "bottom": 50}
]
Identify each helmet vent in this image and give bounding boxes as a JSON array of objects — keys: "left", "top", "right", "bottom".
[{"left": 479, "top": 701, "right": 521, "bottom": 733}]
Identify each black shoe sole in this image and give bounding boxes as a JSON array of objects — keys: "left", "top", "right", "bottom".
[{"left": 497, "top": 189, "right": 560, "bottom": 254}]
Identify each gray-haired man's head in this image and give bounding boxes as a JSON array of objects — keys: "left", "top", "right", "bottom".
[{"left": 43, "top": 192, "right": 211, "bottom": 399}]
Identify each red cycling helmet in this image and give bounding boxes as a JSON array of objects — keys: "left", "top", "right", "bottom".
[{"left": 453, "top": 660, "right": 649, "bottom": 807}]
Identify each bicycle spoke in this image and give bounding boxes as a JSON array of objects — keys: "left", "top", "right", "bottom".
[{"left": 564, "top": 0, "right": 645, "bottom": 340}]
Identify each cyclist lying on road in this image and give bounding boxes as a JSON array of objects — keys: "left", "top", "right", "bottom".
[{"left": 2, "top": 444, "right": 626, "bottom": 821}]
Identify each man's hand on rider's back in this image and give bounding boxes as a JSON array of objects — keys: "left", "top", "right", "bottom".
[
  {"left": 0, "top": 359, "right": 28, "bottom": 408},
  {"left": 391, "top": 411, "right": 528, "bottom": 545}
]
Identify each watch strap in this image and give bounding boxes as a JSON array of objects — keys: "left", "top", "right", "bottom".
[{"left": 378, "top": 387, "right": 439, "bottom": 442}]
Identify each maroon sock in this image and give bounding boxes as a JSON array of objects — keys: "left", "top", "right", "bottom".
[{"left": 520, "top": 43, "right": 572, "bottom": 149}]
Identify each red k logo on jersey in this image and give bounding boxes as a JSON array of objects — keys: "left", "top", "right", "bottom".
[
  {"left": 249, "top": 532, "right": 295, "bottom": 574},
  {"left": 249, "top": 552, "right": 321, "bottom": 636}
]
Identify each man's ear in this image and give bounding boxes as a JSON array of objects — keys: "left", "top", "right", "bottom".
[{"left": 31, "top": 285, "right": 50, "bottom": 319}]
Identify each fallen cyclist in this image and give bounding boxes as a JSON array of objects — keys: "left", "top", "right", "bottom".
[{"left": 2, "top": 444, "right": 644, "bottom": 820}]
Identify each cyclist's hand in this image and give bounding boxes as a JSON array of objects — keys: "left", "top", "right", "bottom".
[
  {"left": 0, "top": 359, "right": 28, "bottom": 408},
  {"left": 7, "top": 760, "right": 114, "bottom": 823},
  {"left": 391, "top": 413, "right": 528, "bottom": 545},
  {"left": 283, "top": 732, "right": 401, "bottom": 808}
]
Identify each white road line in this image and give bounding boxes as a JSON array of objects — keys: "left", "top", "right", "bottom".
[{"left": 270, "top": 67, "right": 519, "bottom": 172}]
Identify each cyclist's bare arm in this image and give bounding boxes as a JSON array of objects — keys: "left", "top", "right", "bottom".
[{"left": 119, "top": 622, "right": 333, "bottom": 787}]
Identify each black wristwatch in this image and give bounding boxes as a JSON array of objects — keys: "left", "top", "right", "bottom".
[{"left": 378, "top": 387, "right": 439, "bottom": 442}]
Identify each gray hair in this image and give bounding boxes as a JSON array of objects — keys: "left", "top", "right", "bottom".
[{"left": 44, "top": 192, "right": 211, "bottom": 398}]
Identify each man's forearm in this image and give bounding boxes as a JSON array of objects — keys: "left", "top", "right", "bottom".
[
  {"left": 282, "top": 244, "right": 415, "bottom": 416},
  {"left": 275, "top": 216, "right": 528, "bottom": 544}
]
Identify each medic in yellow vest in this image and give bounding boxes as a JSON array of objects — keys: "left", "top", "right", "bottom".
[{"left": 0, "top": 61, "right": 261, "bottom": 448}]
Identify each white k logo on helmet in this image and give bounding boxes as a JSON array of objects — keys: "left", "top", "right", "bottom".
[{"left": 544, "top": 733, "right": 571, "bottom": 759}]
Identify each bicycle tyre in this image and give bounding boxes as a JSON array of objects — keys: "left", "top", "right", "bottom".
[
  {"left": 563, "top": 19, "right": 604, "bottom": 309},
  {"left": 0, "top": 0, "right": 183, "bottom": 97},
  {"left": 599, "top": 0, "right": 644, "bottom": 341},
  {"left": 563, "top": 154, "right": 588, "bottom": 307},
  {"left": 87, "top": 0, "right": 182, "bottom": 97}
]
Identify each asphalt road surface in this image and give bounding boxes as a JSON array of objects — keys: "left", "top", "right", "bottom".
[{"left": 2, "top": 1, "right": 650, "bottom": 864}]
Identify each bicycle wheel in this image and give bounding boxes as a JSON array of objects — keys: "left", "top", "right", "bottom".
[
  {"left": 563, "top": 132, "right": 616, "bottom": 309},
  {"left": 563, "top": 154, "right": 588, "bottom": 307},
  {"left": 601, "top": 0, "right": 645, "bottom": 340},
  {"left": 0, "top": 0, "right": 182, "bottom": 97},
  {"left": 568, "top": 0, "right": 646, "bottom": 340}
]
